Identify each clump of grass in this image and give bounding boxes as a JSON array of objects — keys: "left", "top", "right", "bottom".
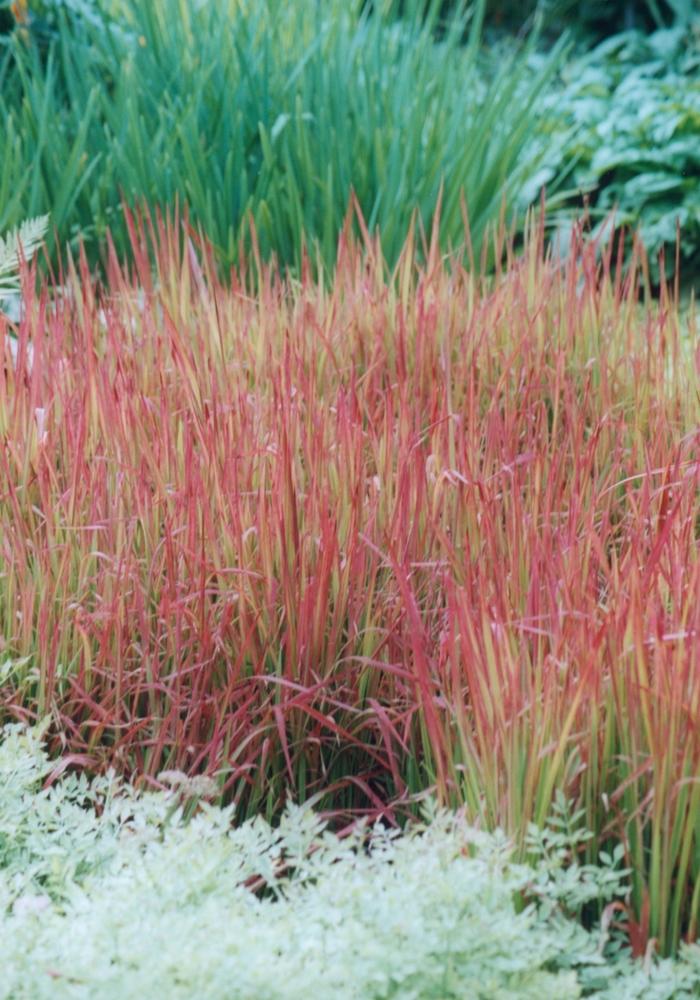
[
  {"left": 0, "top": 205, "right": 698, "bottom": 955},
  {"left": 0, "top": 0, "right": 564, "bottom": 271}
]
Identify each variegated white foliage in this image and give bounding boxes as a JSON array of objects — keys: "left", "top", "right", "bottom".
[
  {"left": 0, "top": 215, "right": 49, "bottom": 298},
  {"left": 0, "top": 724, "right": 699, "bottom": 999}
]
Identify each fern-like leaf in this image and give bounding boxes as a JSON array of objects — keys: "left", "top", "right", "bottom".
[{"left": 0, "top": 215, "right": 49, "bottom": 297}]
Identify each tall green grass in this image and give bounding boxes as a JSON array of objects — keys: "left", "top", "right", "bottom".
[{"left": 0, "top": 0, "right": 563, "bottom": 271}]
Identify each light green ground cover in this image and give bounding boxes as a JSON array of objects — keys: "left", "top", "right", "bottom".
[{"left": 1, "top": 724, "right": 699, "bottom": 1000}]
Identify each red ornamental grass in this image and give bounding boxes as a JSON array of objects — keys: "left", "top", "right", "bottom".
[{"left": 0, "top": 206, "right": 699, "bottom": 953}]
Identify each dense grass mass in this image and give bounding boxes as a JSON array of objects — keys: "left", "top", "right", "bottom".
[
  {"left": 0, "top": 0, "right": 562, "bottom": 272},
  {"left": 1, "top": 209, "right": 699, "bottom": 954}
]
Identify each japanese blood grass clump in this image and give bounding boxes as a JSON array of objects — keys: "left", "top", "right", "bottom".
[
  {"left": 1, "top": 207, "right": 700, "bottom": 957},
  {"left": 3, "top": 722, "right": 700, "bottom": 1000},
  {"left": 0, "top": 0, "right": 564, "bottom": 271}
]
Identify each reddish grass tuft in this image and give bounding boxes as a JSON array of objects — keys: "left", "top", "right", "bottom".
[{"left": 1, "top": 207, "right": 698, "bottom": 952}]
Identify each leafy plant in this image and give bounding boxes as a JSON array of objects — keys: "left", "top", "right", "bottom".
[
  {"left": 2, "top": 722, "right": 700, "bottom": 999},
  {"left": 531, "top": 26, "right": 700, "bottom": 284},
  {"left": 0, "top": 214, "right": 47, "bottom": 297}
]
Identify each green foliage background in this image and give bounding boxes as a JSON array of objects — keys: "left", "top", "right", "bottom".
[
  {"left": 539, "top": 26, "right": 700, "bottom": 283},
  {"left": 1, "top": 1, "right": 699, "bottom": 282},
  {"left": 0, "top": 0, "right": 562, "bottom": 273}
]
